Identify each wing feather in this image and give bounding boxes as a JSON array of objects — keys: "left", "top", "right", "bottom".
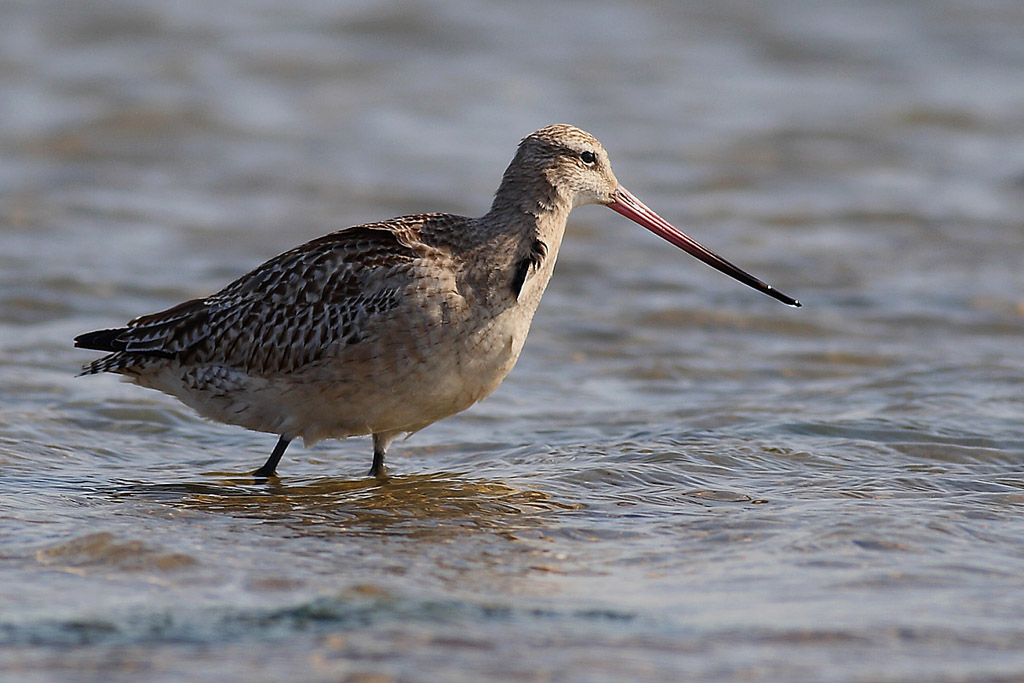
[{"left": 77, "top": 220, "right": 430, "bottom": 375}]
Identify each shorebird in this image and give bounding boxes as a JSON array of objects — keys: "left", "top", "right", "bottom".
[{"left": 76, "top": 124, "right": 799, "bottom": 478}]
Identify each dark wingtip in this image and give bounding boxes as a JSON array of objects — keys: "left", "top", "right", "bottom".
[{"left": 74, "top": 328, "right": 128, "bottom": 352}]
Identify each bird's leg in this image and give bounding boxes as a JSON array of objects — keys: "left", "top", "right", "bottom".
[
  {"left": 369, "top": 448, "right": 385, "bottom": 478},
  {"left": 369, "top": 432, "right": 396, "bottom": 478},
  {"left": 253, "top": 435, "right": 291, "bottom": 478}
]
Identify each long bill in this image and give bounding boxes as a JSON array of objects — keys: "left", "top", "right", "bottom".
[{"left": 607, "top": 186, "right": 801, "bottom": 307}]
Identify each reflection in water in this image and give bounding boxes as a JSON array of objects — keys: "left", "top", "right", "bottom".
[
  {"left": 103, "top": 471, "right": 593, "bottom": 604},
  {"left": 114, "top": 471, "right": 582, "bottom": 537}
]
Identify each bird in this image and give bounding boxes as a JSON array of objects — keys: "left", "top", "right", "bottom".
[{"left": 75, "top": 124, "right": 799, "bottom": 478}]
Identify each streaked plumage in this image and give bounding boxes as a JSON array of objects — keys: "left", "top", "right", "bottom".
[{"left": 76, "top": 124, "right": 798, "bottom": 478}]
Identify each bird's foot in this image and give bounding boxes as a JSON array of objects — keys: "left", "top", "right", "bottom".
[{"left": 251, "top": 465, "right": 278, "bottom": 479}]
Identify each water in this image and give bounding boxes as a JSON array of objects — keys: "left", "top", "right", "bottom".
[{"left": 2, "top": 0, "right": 1024, "bottom": 680}]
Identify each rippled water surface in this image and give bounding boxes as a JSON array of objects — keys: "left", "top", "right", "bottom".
[{"left": 3, "top": 0, "right": 1024, "bottom": 680}]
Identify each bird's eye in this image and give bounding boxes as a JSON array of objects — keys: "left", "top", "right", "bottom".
[{"left": 580, "top": 150, "right": 597, "bottom": 165}]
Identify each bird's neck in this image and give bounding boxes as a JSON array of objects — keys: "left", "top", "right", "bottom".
[{"left": 483, "top": 171, "right": 573, "bottom": 248}]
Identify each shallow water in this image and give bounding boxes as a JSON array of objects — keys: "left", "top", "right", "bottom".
[{"left": 3, "top": 0, "right": 1024, "bottom": 680}]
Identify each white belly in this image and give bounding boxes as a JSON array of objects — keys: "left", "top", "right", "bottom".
[{"left": 133, "top": 295, "right": 535, "bottom": 446}]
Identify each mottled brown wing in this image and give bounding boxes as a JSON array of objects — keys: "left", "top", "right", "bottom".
[{"left": 77, "top": 220, "right": 430, "bottom": 376}]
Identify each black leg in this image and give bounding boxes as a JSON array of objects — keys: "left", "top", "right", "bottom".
[
  {"left": 253, "top": 435, "right": 291, "bottom": 478},
  {"left": 366, "top": 436, "right": 393, "bottom": 479},
  {"left": 368, "top": 432, "right": 392, "bottom": 477},
  {"left": 368, "top": 445, "right": 386, "bottom": 477}
]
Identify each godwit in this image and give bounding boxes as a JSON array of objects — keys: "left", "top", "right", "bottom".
[{"left": 76, "top": 124, "right": 799, "bottom": 478}]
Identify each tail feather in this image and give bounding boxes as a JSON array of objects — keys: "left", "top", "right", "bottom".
[{"left": 78, "top": 351, "right": 131, "bottom": 376}]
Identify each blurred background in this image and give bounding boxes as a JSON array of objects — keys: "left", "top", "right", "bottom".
[{"left": 2, "top": 0, "right": 1024, "bottom": 681}]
